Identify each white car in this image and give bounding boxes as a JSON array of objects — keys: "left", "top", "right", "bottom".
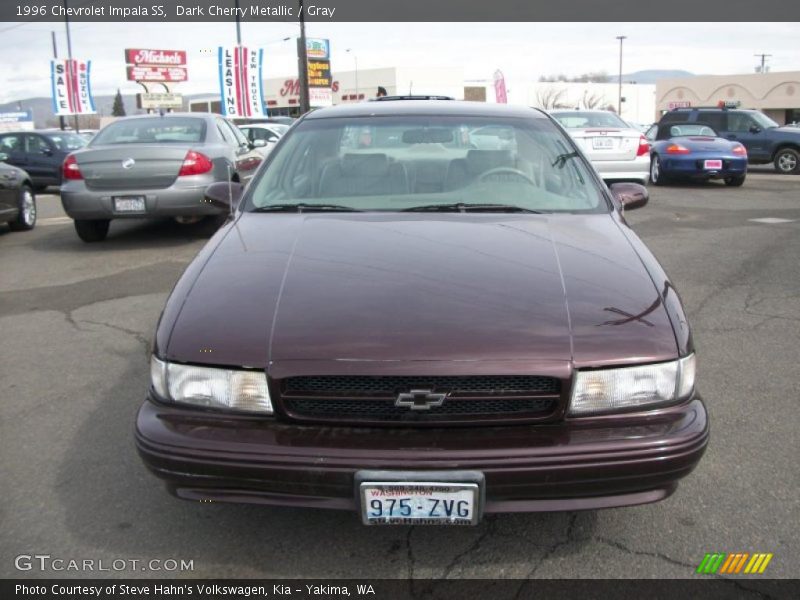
[
  {"left": 550, "top": 110, "right": 650, "bottom": 185},
  {"left": 238, "top": 123, "right": 289, "bottom": 158}
]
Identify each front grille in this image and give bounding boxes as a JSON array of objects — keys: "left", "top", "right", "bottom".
[
  {"left": 284, "top": 397, "right": 556, "bottom": 422},
  {"left": 282, "top": 375, "right": 559, "bottom": 395},
  {"left": 278, "top": 375, "right": 561, "bottom": 424}
]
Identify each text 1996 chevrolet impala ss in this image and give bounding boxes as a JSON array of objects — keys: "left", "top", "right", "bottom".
[{"left": 136, "top": 99, "right": 708, "bottom": 525}]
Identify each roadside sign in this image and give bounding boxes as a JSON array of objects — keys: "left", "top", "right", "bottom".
[
  {"left": 309, "top": 87, "right": 333, "bottom": 107},
  {"left": 125, "top": 48, "right": 187, "bottom": 66},
  {"left": 138, "top": 93, "right": 183, "bottom": 109},
  {"left": 127, "top": 66, "right": 188, "bottom": 82},
  {"left": 0, "top": 110, "right": 34, "bottom": 132},
  {"left": 218, "top": 46, "right": 266, "bottom": 118},
  {"left": 305, "top": 38, "right": 330, "bottom": 60},
  {"left": 669, "top": 101, "right": 691, "bottom": 109}
]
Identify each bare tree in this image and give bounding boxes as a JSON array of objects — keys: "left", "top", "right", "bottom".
[
  {"left": 581, "top": 90, "right": 606, "bottom": 109},
  {"left": 533, "top": 87, "right": 567, "bottom": 110}
]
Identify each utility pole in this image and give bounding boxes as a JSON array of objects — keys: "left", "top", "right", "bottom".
[
  {"left": 754, "top": 53, "right": 772, "bottom": 73},
  {"left": 235, "top": 0, "right": 242, "bottom": 45},
  {"left": 616, "top": 35, "right": 626, "bottom": 116},
  {"left": 63, "top": 0, "right": 79, "bottom": 132},
  {"left": 296, "top": 0, "right": 310, "bottom": 114},
  {"left": 51, "top": 31, "right": 66, "bottom": 131}
]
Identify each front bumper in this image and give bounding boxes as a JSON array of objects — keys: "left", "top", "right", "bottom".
[{"left": 135, "top": 394, "right": 709, "bottom": 514}]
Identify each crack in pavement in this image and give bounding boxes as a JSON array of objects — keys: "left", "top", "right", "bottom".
[
  {"left": 438, "top": 517, "right": 498, "bottom": 580},
  {"left": 513, "top": 513, "right": 579, "bottom": 597},
  {"left": 71, "top": 315, "right": 152, "bottom": 356},
  {"left": 596, "top": 535, "right": 695, "bottom": 570}
]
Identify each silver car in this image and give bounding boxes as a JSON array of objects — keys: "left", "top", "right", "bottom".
[
  {"left": 550, "top": 110, "right": 650, "bottom": 185},
  {"left": 60, "top": 113, "right": 263, "bottom": 242},
  {"left": 238, "top": 123, "right": 290, "bottom": 158}
]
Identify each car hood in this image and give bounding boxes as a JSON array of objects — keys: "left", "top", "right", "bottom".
[{"left": 163, "top": 213, "right": 678, "bottom": 370}]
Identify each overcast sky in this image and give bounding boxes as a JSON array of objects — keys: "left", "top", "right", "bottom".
[{"left": 1, "top": 21, "right": 798, "bottom": 104}]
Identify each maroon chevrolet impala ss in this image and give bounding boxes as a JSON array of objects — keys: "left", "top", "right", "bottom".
[{"left": 136, "top": 99, "right": 708, "bottom": 525}]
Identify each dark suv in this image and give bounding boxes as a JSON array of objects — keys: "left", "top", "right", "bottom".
[{"left": 658, "top": 107, "right": 800, "bottom": 174}]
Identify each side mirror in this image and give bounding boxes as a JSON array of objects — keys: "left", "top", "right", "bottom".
[
  {"left": 204, "top": 181, "right": 245, "bottom": 210},
  {"left": 749, "top": 125, "right": 761, "bottom": 134},
  {"left": 252, "top": 139, "right": 267, "bottom": 148},
  {"left": 610, "top": 182, "right": 649, "bottom": 211},
  {"left": 0, "top": 152, "right": 8, "bottom": 162}
]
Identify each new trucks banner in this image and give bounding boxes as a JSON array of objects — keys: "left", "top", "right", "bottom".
[
  {"left": 218, "top": 46, "right": 266, "bottom": 118},
  {"left": 50, "top": 59, "right": 96, "bottom": 115}
]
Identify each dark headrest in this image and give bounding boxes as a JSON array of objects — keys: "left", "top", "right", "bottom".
[
  {"left": 466, "top": 149, "right": 513, "bottom": 174},
  {"left": 341, "top": 153, "right": 390, "bottom": 176}
]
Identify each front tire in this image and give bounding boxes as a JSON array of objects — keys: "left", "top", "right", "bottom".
[
  {"left": 74, "top": 219, "right": 110, "bottom": 242},
  {"left": 724, "top": 174, "right": 746, "bottom": 187},
  {"left": 774, "top": 148, "right": 799, "bottom": 174},
  {"left": 8, "top": 185, "right": 36, "bottom": 231},
  {"left": 650, "top": 155, "right": 669, "bottom": 186}
]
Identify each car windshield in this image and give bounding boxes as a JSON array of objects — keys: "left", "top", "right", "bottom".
[
  {"left": 91, "top": 117, "right": 206, "bottom": 145},
  {"left": 246, "top": 115, "right": 605, "bottom": 213},
  {"left": 669, "top": 124, "right": 718, "bottom": 137},
  {"left": 44, "top": 133, "right": 87, "bottom": 151},
  {"left": 552, "top": 111, "right": 629, "bottom": 129},
  {"left": 750, "top": 111, "right": 779, "bottom": 129}
]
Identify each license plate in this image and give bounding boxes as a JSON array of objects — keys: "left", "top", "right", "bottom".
[
  {"left": 592, "top": 137, "right": 615, "bottom": 149},
  {"left": 704, "top": 159, "right": 723, "bottom": 170},
  {"left": 360, "top": 482, "right": 480, "bottom": 526},
  {"left": 113, "top": 196, "right": 146, "bottom": 212}
]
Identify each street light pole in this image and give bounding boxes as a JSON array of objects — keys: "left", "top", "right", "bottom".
[
  {"left": 346, "top": 49, "right": 358, "bottom": 99},
  {"left": 616, "top": 35, "right": 626, "bottom": 116}
]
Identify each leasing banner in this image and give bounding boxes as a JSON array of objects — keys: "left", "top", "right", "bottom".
[
  {"left": 218, "top": 46, "right": 266, "bottom": 118},
  {"left": 51, "top": 59, "right": 96, "bottom": 115}
]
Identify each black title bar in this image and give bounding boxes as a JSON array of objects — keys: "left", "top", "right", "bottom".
[{"left": 4, "top": 0, "right": 800, "bottom": 22}]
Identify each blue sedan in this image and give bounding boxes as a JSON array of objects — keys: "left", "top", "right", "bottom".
[{"left": 647, "top": 123, "right": 748, "bottom": 186}]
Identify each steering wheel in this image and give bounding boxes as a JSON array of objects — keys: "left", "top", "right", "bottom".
[{"left": 477, "top": 167, "right": 537, "bottom": 186}]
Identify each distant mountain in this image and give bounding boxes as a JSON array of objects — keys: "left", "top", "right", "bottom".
[
  {"left": 621, "top": 70, "right": 696, "bottom": 84},
  {"left": 0, "top": 93, "right": 215, "bottom": 128}
]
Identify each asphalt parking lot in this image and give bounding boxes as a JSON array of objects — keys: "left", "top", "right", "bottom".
[{"left": 1, "top": 172, "right": 798, "bottom": 582}]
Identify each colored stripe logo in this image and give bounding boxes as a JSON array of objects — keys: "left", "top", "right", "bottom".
[{"left": 696, "top": 553, "right": 773, "bottom": 574}]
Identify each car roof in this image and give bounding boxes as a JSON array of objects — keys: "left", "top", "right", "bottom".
[{"left": 304, "top": 100, "right": 548, "bottom": 120}]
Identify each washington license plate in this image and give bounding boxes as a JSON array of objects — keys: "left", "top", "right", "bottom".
[
  {"left": 360, "top": 482, "right": 480, "bottom": 525},
  {"left": 704, "top": 159, "right": 723, "bottom": 170},
  {"left": 592, "top": 137, "right": 615, "bottom": 149},
  {"left": 113, "top": 196, "right": 146, "bottom": 212}
]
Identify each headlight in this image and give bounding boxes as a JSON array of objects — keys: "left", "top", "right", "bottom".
[
  {"left": 149, "top": 356, "right": 273, "bottom": 414},
  {"left": 569, "top": 354, "right": 696, "bottom": 416}
]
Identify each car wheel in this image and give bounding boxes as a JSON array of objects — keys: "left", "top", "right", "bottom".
[
  {"left": 724, "top": 175, "right": 746, "bottom": 187},
  {"left": 74, "top": 219, "right": 110, "bottom": 242},
  {"left": 8, "top": 185, "right": 37, "bottom": 231},
  {"left": 774, "top": 148, "right": 799, "bottom": 174},
  {"left": 650, "top": 155, "right": 668, "bottom": 186}
]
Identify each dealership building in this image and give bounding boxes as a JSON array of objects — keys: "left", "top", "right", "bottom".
[
  {"left": 656, "top": 71, "right": 800, "bottom": 124},
  {"left": 187, "top": 65, "right": 656, "bottom": 123}
]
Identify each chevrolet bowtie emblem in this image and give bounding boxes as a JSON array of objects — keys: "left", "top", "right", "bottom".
[{"left": 395, "top": 389, "right": 447, "bottom": 411}]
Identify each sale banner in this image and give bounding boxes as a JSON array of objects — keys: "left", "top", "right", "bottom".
[
  {"left": 51, "top": 59, "right": 96, "bottom": 116},
  {"left": 494, "top": 69, "right": 508, "bottom": 104}
]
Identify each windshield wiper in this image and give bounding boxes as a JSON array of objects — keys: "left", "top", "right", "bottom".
[
  {"left": 552, "top": 151, "right": 581, "bottom": 168},
  {"left": 251, "top": 203, "right": 363, "bottom": 213},
  {"left": 403, "top": 203, "right": 544, "bottom": 214}
]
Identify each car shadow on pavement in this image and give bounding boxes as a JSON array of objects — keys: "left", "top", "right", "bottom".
[
  {"left": 56, "top": 357, "right": 598, "bottom": 579},
  {"left": 31, "top": 217, "right": 225, "bottom": 252}
]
